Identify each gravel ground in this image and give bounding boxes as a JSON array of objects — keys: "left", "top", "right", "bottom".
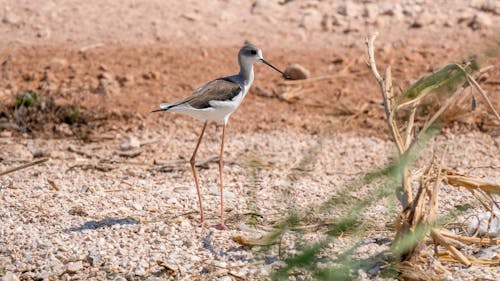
[
  {"left": 1, "top": 127, "right": 498, "bottom": 280},
  {"left": 0, "top": 0, "right": 499, "bottom": 280}
]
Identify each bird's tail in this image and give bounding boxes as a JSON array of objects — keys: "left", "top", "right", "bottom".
[{"left": 151, "top": 103, "right": 176, "bottom": 113}]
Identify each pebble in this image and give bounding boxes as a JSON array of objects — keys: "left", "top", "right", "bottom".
[
  {"left": 30, "top": 147, "right": 50, "bottom": 158},
  {"left": 55, "top": 123, "right": 73, "bottom": 136},
  {"left": 86, "top": 250, "right": 102, "bottom": 266},
  {"left": 337, "top": 2, "right": 362, "bottom": 17},
  {"left": 120, "top": 136, "right": 141, "bottom": 150},
  {"left": 0, "top": 131, "right": 12, "bottom": 138},
  {"left": 48, "top": 58, "right": 68, "bottom": 69},
  {"left": 466, "top": 205, "right": 499, "bottom": 237},
  {"left": 1, "top": 10, "right": 21, "bottom": 25},
  {"left": 1, "top": 272, "right": 19, "bottom": 281},
  {"left": 468, "top": 13, "right": 492, "bottom": 29},
  {"left": 216, "top": 276, "right": 232, "bottom": 281},
  {"left": 66, "top": 261, "right": 83, "bottom": 273},
  {"left": 301, "top": 9, "right": 323, "bottom": 30},
  {"left": 284, "top": 64, "right": 310, "bottom": 80},
  {"left": 116, "top": 74, "right": 134, "bottom": 87}
]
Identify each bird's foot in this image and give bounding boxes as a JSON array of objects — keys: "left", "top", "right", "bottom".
[
  {"left": 213, "top": 223, "right": 229, "bottom": 230},
  {"left": 200, "top": 220, "right": 210, "bottom": 228}
]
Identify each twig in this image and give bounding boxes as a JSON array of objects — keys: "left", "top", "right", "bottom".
[
  {"left": 418, "top": 82, "right": 469, "bottom": 139},
  {"left": 0, "top": 158, "right": 49, "bottom": 177},
  {"left": 461, "top": 66, "right": 500, "bottom": 121},
  {"left": 365, "top": 33, "right": 404, "bottom": 153},
  {"left": 441, "top": 168, "right": 500, "bottom": 195},
  {"left": 431, "top": 229, "right": 471, "bottom": 266},
  {"left": 404, "top": 102, "right": 419, "bottom": 150},
  {"left": 439, "top": 228, "right": 499, "bottom": 246}
]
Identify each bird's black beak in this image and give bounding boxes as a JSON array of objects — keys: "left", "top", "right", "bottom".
[{"left": 261, "top": 59, "right": 287, "bottom": 78}]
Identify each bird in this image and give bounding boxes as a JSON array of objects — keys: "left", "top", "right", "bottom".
[{"left": 153, "top": 44, "right": 285, "bottom": 229}]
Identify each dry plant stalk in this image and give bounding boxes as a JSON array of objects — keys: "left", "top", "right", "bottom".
[
  {"left": 366, "top": 32, "right": 499, "bottom": 268},
  {"left": 0, "top": 157, "right": 49, "bottom": 177}
]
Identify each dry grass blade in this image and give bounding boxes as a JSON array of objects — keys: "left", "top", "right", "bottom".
[
  {"left": 366, "top": 33, "right": 404, "bottom": 154},
  {"left": 399, "top": 261, "right": 441, "bottom": 281},
  {"left": 0, "top": 157, "right": 49, "bottom": 177},
  {"left": 457, "top": 64, "right": 500, "bottom": 121},
  {"left": 47, "top": 179, "right": 60, "bottom": 191},
  {"left": 441, "top": 168, "right": 500, "bottom": 195},
  {"left": 430, "top": 229, "right": 472, "bottom": 266},
  {"left": 232, "top": 235, "right": 276, "bottom": 246},
  {"left": 437, "top": 251, "right": 500, "bottom": 266},
  {"left": 439, "top": 229, "right": 499, "bottom": 246}
]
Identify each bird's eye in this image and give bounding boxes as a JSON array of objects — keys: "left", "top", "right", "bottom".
[{"left": 250, "top": 50, "right": 257, "bottom": 55}]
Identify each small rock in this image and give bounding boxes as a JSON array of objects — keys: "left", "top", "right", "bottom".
[
  {"left": 466, "top": 205, "right": 499, "bottom": 237},
  {"left": 363, "top": 4, "right": 379, "bottom": 19},
  {"left": 337, "top": 2, "right": 362, "bottom": 17},
  {"left": 55, "top": 123, "right": 73, "bottom": 136},
  {"left": 475, "top": 245, "right": 500, "bottom": 259},
  {"left": 133, "top": 266, "right": 147, "bottom": 276},
  {"left": 66, "top": 261, "right": 83, "bottom": 273},
  {"left": 411, "top": 11, "right": 435, "bottom": 28},
  {"left": 86, "top": 250, "right": 102, "bottom": 266},
  {"left": 300, "top": 9, "right": 323, "bottom": 30},
  {"left": 36, "top": 271, "right": 50, "bottom": 280},
  {"left": 468, "top": 13, "right": 492, "bottom": 30},
  {"left": 0, "top": 131, "right": 12, "bottom": 138},
  {"left": 118, "top": 149, "right": 142, "bottom": 158},
  {"left": 30, "top": 148, "right": 50, "bottom": 158},
  {"left": 212, "top": 261, "right": 227, "bottom": 268},
  {"left": 159, "top": 227, "right": 169, "bottom": 236},
  {"left": 1, "top": 272, "right": 19, "bottom": 281},
  {"left": 216, "top": 276, "right": 232, "bottom": 281},
  {"left": 251, "top": 0, "right": 279, "bottom": 15},
  {"left": 69, "top": 206, "right": 88, "bottom": 217},
  {"left": 2, "top": 10, "right": 20, "bottom": 25},
  {"left": 284, "top": 64, "right": 310, "bottom": 80},
  {"left": 142, "top": 71, "right": 160, "bottom": 80},
  {"left": 470, "top": 0, "right": 500, "bottom": 14},
  {"left": 97, "top": 72, "right": 113, "bottom": 81},
  {"left": 116, "top": 74, "right": 134, "bottom": 87},
  {"left": 181, "top": 12, "right": 201, "bottom": 21},
  {"left": 120, "top": 136, "right": 141, "bottom": 151},
  {"left": 48, "top": 58, "right": 68, "bottom": 69}
]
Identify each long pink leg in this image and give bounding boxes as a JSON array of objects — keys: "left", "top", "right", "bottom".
[
  {"left": 190, "top": 121, "right": 208, "bottom": 227},
  {"left": 215, "top": 124, "right": 228, "bottom": 230}
]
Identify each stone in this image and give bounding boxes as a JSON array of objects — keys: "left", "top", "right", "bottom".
[
  {"left": 468, "top": 13, "right": 492, "bottom": 30},
  {"left": 30, "top": 148, "right": 50, "bottom": 158},
  {"left": 470, "top": 0, "right": 500, "bottom": 14},
  {"left": 284, "top": 64, "right": 310, "bottom": 80},
  {"left": 2, "top": 10, "right": 21, "bottom": 25},
  {"left": 251, "top": 0, "right": 279, "bottom": 15},
  {"left": 120, "top": 136, "right": 141, "bottom": 151},
  {"left": 66, "top": 261, "right": 83, "bottom": 273},
  {"left": 0, "top": 131, "right": 12, "bottom": 138},
  {"left": 466, "top": 205, "right": 499, "bottom": 238},
  {"left": 87, "top": 250, "right": 102, "bottom": 266},
  {"left": 337, "top": 2, "right": 362, "bottom": 17},
  {"left": 48, "top": 58, "right": 68, "bottom": 70},
  {"left": 55, "top": 123, "right": 73, "bottom": 136},
  {"left": 411, "top": 11, "right": 435, "bottom": 28},
  {"left": 1, "top": 272, "right": 19, "bottom": 281},
  {"left": 301, "top": 9, "right": 323, "bottom": 30},
  {"left": 116, "top": 74, "right": 134, "bottom": 87}
]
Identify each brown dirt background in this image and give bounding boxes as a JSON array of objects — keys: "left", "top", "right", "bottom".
[{"left": 0, "top": 0, "right": 499, "bottom": 280}]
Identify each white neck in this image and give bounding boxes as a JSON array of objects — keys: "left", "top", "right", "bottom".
[{"left": 238, "top": 58, "right": 255, "bottom": 86}]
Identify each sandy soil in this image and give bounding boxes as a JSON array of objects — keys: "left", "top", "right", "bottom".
[{"left": 0, "top": 0, "right": 499, "bottom": 280}]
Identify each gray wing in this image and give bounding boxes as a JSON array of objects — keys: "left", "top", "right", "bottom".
[{"left": 177, "top": 78, "right": 242, "bottom": 109}]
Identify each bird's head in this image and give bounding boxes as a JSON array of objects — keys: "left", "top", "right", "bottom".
[{"left": 239, "top": 44, "right": 286, "bottom": 77}]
